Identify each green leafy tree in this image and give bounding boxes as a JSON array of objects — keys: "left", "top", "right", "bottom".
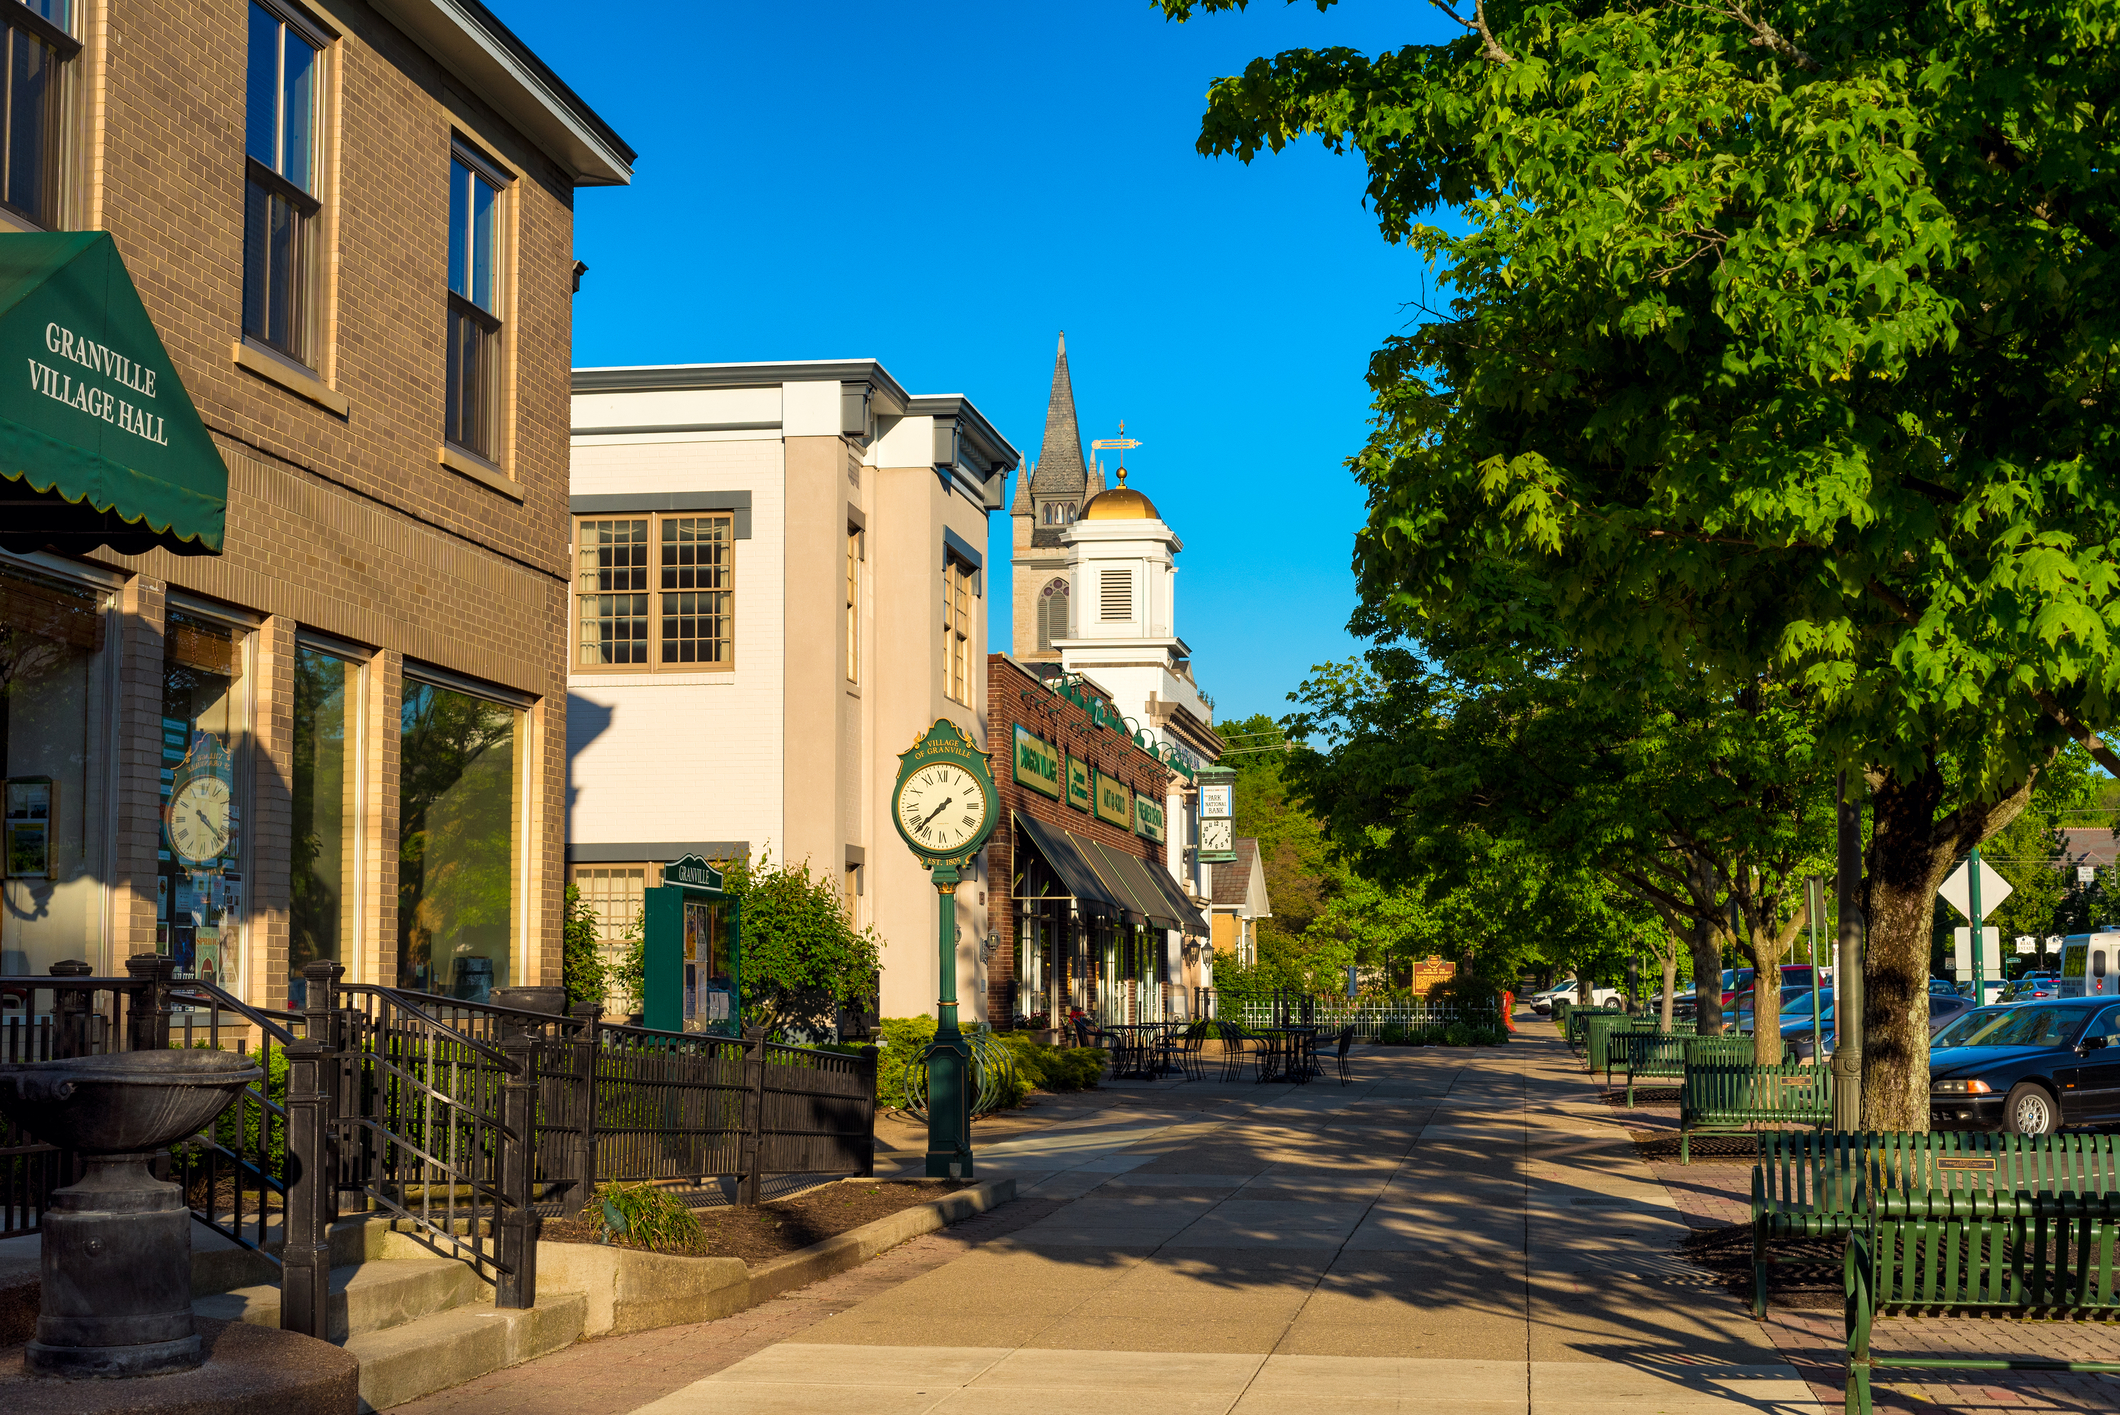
[
  {"left": 561, "top": 884, "right": 611, "bottom": 1011},
  {"left": 1289, "top": 641, "right": 1837, "bottom": 1056},
  {"left": 1161, "top": 0, "right": 2120, "bottom": 1124},
  {"left": 726, "top": 851, "right": 883, "bottom": 1038}
]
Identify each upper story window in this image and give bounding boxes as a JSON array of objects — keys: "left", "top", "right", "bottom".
[
  {"left": 574, "top": 513, "right": 733, "bottom": 672},
  {"left": 1, "top": 1, "right": 77, "bottom": 230},
  {"left": 845, "top": 525, "right": 862, "bottom": 683},
  {"left": 1037, "top": 577, "right": 1069, "bottom": 653},
  {"left": 243, "top": 2, "right": 322, "bottom": 364},
  {"left": 943, "top": 555, "right": 974, "bottom": 706},
  {"left": 446, "top": 148, "right": 507, "bottom": 460}
]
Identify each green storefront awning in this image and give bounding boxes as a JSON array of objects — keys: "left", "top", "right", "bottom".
[{"left": 0, "top": 231, "right": 228, "bottom": 556}]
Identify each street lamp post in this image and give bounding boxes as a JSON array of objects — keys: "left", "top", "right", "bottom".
[{"left": 1833, "top": 773, "right": 1864, "bottom": 1131}]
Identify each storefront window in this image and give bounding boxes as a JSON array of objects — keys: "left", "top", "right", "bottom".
[
  {"left": 1, "top": 566, "right": 109, "bottom": 984},
  {"left": 159, "top": 611, "right": 250, "bottom": 994},
  {"left": 289, "top": 646, "right": 360, "bottom": 1006},
  {"left": 398, "top": 677, "right": 520, "bottom": 999}
]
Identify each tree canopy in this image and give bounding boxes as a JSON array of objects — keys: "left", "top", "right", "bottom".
[{"left": 1162, "top": 0, "right": 2120, "bottom": 1125}]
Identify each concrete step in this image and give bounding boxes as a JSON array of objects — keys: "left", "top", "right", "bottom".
[
  {"left": 194, "top": 1258, "right": 482, "bottom": 1343},
  {"left": 348, "top": 1291, "right": 587, "bottom": 1411}
]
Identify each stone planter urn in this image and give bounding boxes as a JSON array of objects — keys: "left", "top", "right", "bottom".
[{"left": 0, "top": 1050, "right": 260, "bottom": 1377}]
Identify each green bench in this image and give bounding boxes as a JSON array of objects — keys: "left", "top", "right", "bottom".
[
  {"left": 1678, "top": 1061, "right": 1830, "bottom": 1163},
  {"left": 1846, "top": 1189, "right": 2120, "bottom": 1415},
  {"left": 1752, "top": 1131, "right": 2120, "bottom": 1316},
  {"left": 1579, "top": 1012, "right": 1647, "bottom": 1074},
  {"left": 1615, "top": 1031, "right": 1745, "bottom": 1106}
]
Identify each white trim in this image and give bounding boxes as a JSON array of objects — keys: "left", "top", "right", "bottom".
[{"left": 369, "top": 0, "right": 632, "bottom": 185}]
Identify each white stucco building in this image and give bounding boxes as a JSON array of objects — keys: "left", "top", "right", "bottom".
[{"left": 565, "top": 360, "right": 1019, "bottom": 1021}]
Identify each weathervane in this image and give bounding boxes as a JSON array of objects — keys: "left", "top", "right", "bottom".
[{"left": 1093, "top": 420, "right": 1144, "bottom": 460}]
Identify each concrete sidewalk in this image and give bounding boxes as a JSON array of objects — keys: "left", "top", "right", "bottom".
[{"left": 622, "top": 1030, "right": 1821, "bottom": 1415}]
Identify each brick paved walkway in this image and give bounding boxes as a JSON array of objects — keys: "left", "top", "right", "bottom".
[{"left": 1578, "top": 1026, "right": 2120, "bottom": 1413}]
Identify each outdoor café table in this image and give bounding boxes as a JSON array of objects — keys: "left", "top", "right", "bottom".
[{"left": 1254, "top": 1027, "right": 1318, "bottom": 1083}]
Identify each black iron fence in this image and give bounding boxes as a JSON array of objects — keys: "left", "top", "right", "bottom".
[{"left": 0, "top": 956, "right": 879, "bottom": 1336}]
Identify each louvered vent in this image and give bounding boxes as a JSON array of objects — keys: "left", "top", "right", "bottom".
[{"left": 1099, "top": 569, "right": 1132, "bottom": 621}]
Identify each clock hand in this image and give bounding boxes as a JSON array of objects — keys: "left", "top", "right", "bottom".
[{"left": 916, "top": 797, "right": 955, "bottom": 830}]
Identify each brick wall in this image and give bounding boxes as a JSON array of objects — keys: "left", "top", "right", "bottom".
[
  {"left": 46, "top": 2, "right": 588, "bottom": 987},
  {"left": 984, "top": 653, "right": 1175, "bottom": 1022}
]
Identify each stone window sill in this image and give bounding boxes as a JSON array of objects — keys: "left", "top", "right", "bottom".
[
  {"left": 231, "top": 340, "right": 350, "bottom": 417},
  {"left": 439, "top": 443, "right": 523, "bottom": 502}
]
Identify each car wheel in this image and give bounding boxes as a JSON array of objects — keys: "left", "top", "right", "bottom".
[
  {"left": 1602, "top": 999, "right": 1622, "bottom": 1011},
  {"left": 2004, "top": 1082, "right": 2059, "bottom": 1135}
]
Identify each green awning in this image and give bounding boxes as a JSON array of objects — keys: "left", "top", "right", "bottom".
[{"left": 0, "top": 231, "right": 228, "bottom": 556}]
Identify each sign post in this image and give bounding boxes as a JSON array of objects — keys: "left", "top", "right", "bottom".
[
  {"left": 891, "top": 720, "right": 999, "bottom": 1179},
  {"left": 1805, "top": 875, "right": 1824, "bottom": 1068},
  {"left": 1939, "top": 853, "right": 2012, "bottom": 1001}
]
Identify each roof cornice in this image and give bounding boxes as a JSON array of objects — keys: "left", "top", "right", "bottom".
[
  {"left": 908, "top": 394, "right": 1022, "bottom": 472},
  {"left": 372, "top": 0, "right": 634, "bottom": 186},
  {"left": 573, "top": 359, "right": 913, "bottom": 413}
]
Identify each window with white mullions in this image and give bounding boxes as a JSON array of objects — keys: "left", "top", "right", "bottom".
[
  {"left": 243, "top": 2, "right": 322, "bottom": 364},
  {"left": 446, "top": 152, "right": 506, "bottom": 459},
  {"left": 1, "top": 0, "right": 77, "bottom": 230}
]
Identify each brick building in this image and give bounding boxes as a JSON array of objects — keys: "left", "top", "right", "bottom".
[
  {"left": 987, "top": 653, "right": 1206, "bottom": 1030},
  {"left": 0, "top": 0, "right": 629, "bottom": 1010}
]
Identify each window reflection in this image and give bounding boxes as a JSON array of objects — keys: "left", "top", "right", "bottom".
[
  {"left": 289, "top": 648, "right": 359, "bottom": 1006},
  {"left": 0, "top": 567, "right": 107, "bottom": 985},
  {"left": 398, "top": 679, "right": 519, "bottom": 999}
]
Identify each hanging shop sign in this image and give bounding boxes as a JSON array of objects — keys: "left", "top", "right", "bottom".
[
  {"left": 1013, "top": 724, "right": 1061, "bottom": 800},
  {"left": 1094, "top": 769, "right": 1133, "bottom": 829},
  {"left": 1066, "top": 754, "right": 1092, "bottom": 812},
  {"left": 1196, "top": 764, "right": 1237, "bottom": 863},
  {"left": 0, "top": 231, "right": 231, "bottom": 557},
  {"left": 1134, "top": 793, "right": 1165, "bottom": 845}
]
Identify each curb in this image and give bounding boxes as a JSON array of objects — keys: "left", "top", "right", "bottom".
[{"left": 743, "top": 1176, "right": 1017, "bottom": 1306}]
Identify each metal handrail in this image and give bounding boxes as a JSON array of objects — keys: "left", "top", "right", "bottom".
[{"left": 340, "top": 982, "right": 521, "bottom": 1073}]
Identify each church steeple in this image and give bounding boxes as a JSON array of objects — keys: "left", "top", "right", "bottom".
[{"left": 1030, "top": 332, "right": 1087, "bottom": 497}]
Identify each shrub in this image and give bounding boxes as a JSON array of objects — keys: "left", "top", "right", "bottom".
[{"left": 589, "top": 1181, "right": 704, "bottom": 1250}]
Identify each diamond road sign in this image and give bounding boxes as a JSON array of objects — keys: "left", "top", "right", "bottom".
[{"left": 1939, "top": 857, "right": 2012, "bottom": 924}]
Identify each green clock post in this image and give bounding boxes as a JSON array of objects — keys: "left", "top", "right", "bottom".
[{"left": 891, "top": 720, "right": 999, "bottom": 1178}]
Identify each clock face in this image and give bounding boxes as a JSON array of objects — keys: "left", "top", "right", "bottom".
[
  {"left": 1201, "top": 817, "right": 1234, "bottom": 852},
  {"left": 896, "top": 762, "right": 989, "bottom": 856},
  {"left": 168, "top": 775, "right": 234, "bottom": 866}
]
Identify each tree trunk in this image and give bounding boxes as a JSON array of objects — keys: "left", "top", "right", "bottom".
[
  {"left": 1860, "top": 768, "right": 1959, "bottom": 1131},
  {"left": 1690, "top": 923, "right": 1726, "bottom": 1035},
  {"left": 1752, "top": 953, "right": 1783, "bottom": 1066},
  {"left": 1659, "top": 946, "right": 1678, "bottom": 1031}
]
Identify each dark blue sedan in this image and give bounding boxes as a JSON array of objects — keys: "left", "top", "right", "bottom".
[{"left": 1929, "top": 999, "right": 2120, "bottom": 1134}]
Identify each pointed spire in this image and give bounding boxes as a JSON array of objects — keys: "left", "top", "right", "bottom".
[
  {"left": 1009, "top": 463, "right": 1032, "bottom": 515},
  {"left": 1085, "top": 456, "right": 1105, "bottom": 497},
  {"left": 1030, "top": 331, "right": 1087, "bottom": 497}
]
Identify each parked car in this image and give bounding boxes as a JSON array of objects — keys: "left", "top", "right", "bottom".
[
  {"left": 1529, "top": 980, "right": 1625, "bottom": 1014},
  {"left": 1929, "top": 999, "right": 2120, "bottom": 1134},
  {"left": 1929, "top": 978, "right": 1963, "bottom": 996},
  {"left": 1720, "top": 964, "right": 1828, "bottom": 1006},
  {"left": 2002, "top": 974, "right": 2061, "bottom": 1003},
  {"left": 1778, "top": 990, "right": 1975, "bottom": 1062}
]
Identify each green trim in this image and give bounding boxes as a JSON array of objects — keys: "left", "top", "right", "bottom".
[{"left": 0, "top": 232, "right": 228, "bottom": 554}]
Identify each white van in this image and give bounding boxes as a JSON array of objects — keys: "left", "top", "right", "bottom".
[{"left": 2056, "top": 932, "right": 2120, "bottom": 998}]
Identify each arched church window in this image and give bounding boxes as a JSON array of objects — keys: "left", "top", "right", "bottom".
[{"left": 1037, "top": 578, "right": 1070, "bottom": 653}]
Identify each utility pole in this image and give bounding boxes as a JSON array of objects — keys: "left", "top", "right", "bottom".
[{"left": 1833, "top": 773, "right": 1865, "bottom": 1131}]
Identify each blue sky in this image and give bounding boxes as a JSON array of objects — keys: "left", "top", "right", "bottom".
[{"left": 500, "top": 0, "right": 1453, "bottom": 725}]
